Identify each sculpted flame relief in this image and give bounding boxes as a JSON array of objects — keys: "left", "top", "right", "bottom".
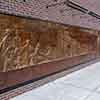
[{"left": 0, "top": 14, "right": 97, "bottom": 72}]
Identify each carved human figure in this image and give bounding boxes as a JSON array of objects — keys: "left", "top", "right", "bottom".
[
  {"left": 0, "top": 29, "right": 12, "bottom": 50},
  {"left": 29, "top": 42, "right": 40, "bottom": 64},
  {"left": 2, "top": 47, "right": 14, "bottom": 72},
  {"left": 13, "top": 30, "right": 22, "bottom": 69},
  {"left": 0, "top": 29, "right": 13, "bottom": 71},
  {"left": 21, "top": 39, "right": 34, "bottom": 66},
  {"left": 13, "top": 47, "right": 21, "bottom": 69}
]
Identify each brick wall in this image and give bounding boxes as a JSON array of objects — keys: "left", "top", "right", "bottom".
[{"left": 0, "top": 0, "right": 99, "bottom": 30}]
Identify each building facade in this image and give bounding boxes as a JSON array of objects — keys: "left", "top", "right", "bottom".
[{"left": 0, "top": 0, "right": 100, "bottom": 30}]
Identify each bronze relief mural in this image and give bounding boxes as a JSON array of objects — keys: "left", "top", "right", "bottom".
[
  {"left": 0, "top": 14, "right": 97, "bottom": 72},
  {"left": 0, "top": 14, "right": 99, "bottom": 95}
]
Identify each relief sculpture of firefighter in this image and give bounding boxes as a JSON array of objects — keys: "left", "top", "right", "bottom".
[{"left": 0, "top": 15, "right": 96, "bottom": 72}]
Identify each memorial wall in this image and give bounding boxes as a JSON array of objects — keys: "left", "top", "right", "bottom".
[
  {"left": 0, "top": 1, "right": 99, "bottom": 97},
  {"left": 0, "top": 14, "right": 97, "bottom": 72}
]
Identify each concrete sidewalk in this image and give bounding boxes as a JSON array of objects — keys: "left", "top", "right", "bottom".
[{"left": 10, "top": 61, "right": 100, "bottom": 100}]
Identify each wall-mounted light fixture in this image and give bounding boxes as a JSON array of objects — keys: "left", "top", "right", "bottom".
[
  {"left": 67, "top": 0, "right": 88, "bottom": 14},
  {"left": 88, "top": 11, "right": 100, "bottom": 19}
]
